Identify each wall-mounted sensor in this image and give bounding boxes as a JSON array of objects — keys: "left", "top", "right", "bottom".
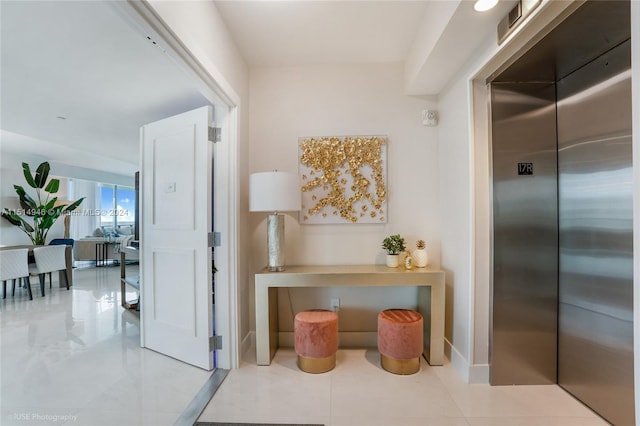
[{"left": 422, "top": 110, "right": 438, "bottom": 127}]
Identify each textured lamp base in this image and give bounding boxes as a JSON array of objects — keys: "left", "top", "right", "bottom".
[
  {"left": 267, "top": 214, "right": 285, "bottom": 271},
  {"left": 267, "top": 265, "right": 286, "bottom": 272},
  {"left": 297, "top": 354, "right": 336, "bottom": 374},
  {"left": 380, "top": 354, "right": 420, "bottom": 375}
]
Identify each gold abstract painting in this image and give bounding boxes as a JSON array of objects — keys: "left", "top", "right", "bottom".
[{"left": 299, "top": 135, "right": 387, "bottom": 224}]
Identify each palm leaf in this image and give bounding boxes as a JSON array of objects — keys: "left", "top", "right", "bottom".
[
  {"left": 40, "top": 214, "right": 58, "bottom": 230},
  {"left": 43, "top": 197, "right": 58, "bottom": 211},
  {"left": 1, "top": 210, "right": 22, "bottom": 226},
  {"left": 14, "top": 185, "right": 37, "bottom": 211},
  {"left": 1, "top": 210, "right": 34, "bottom": 232},
  {"left": 34, "top": 162, "right": 50, "bottom": 188},
  {"left": 44, "top": 178, "right": 60, "bottom": 194},
  {"left": 21, "top": 162, "right": 37, "bottom": 188},
  {"left": 63, "top": 197, "right": 85, "bottom": 212}
]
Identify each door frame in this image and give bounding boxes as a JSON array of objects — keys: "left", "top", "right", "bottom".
[{"left": 111, "top": 0, "right": 240, "bottom": 369}]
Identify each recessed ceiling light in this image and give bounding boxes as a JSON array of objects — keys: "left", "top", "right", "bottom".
[{"left": 474, "top": 0, "right": 499, "bottom": 12}]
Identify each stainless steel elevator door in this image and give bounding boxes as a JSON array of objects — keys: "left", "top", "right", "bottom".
[
  {"left": 490, "top": 82, "right": 558, "bottom": 385},
  {"left": 557, "top": 39, "right": 634, "bottom": 426}
]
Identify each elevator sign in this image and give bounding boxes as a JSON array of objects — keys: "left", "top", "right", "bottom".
[{"left": 518, "top": 162, "right": 534, "bottom": 175}]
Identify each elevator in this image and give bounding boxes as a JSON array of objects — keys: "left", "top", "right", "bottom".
[{"left": 489, "top": 2, "right": 633, "bottom": 425}]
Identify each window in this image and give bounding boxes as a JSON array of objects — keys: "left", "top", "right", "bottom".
[
  {"left": 100, "top": 184, "right": 135, "bottom": 227},
  {"left": 115, "top": 187, "right": 135, "bottom": 225}
]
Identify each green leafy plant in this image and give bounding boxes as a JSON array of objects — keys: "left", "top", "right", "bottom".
[
  {"left": 381, "top": 234, "right": 406, "bottom": 255},
  {"left": 1, "top": 161, "right": 85, "bottom": 245}
]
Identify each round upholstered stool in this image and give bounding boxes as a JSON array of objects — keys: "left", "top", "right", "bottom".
[
  {"left": 377, "top": 309, "right": 424, "bottom": 375},
  {"left": 294, "top": 309, "right": 338, "bottom": 373}
]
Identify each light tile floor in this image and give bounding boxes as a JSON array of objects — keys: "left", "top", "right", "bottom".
[
  {"left": 0, "top": 265, "right": 212, "bottom": 426},
  {"left": 199, "top": 349, "right": 609, "bottom": 426},
  {"left": 1, "top": 265, "right": 610, "bottom": 426}
]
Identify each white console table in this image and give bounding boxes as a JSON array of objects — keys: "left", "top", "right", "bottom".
[{"left": 255, "top": 265, "right": 445, "bottom": 366}]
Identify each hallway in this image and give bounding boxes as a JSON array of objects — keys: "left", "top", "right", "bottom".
[{"left": 0, "top": 265, "right": 608, "bottom": 425}]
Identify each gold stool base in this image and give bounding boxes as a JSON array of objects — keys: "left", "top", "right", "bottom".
[
  {"left": 297, "top": 353, "right": 336, "bottom": 373},
  {"left": 380, "top": 354, "right": 420, "bottom": 375}
]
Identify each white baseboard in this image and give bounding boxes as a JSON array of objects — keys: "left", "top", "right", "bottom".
[
  {"left": 468, "top": 363, "right": 490, "bottom": 384},
  {"left": 241, "top": 331, "right": 254, "bottom": 362},
  {"left": 444, "top": 338, "right": 489, "bottom": 384},
  {"left": 249, "top": 330, "right": 489, "bottom": 383}
]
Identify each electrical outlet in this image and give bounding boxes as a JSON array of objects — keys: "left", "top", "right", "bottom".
[{"left": 330, "top": 298, "right": 340, "bottom": 311}]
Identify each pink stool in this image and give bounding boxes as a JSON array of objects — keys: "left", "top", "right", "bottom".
[
  {"left": 378, "top": 309, "right": 424, "bottom": 375},
  {"left": 294, "top": 309, "right": 338, "bottom": 373}
]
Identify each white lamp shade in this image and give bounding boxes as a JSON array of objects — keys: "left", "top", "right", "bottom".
[{"left": 249, "top": 171, "right": 301, "bottom": 212}]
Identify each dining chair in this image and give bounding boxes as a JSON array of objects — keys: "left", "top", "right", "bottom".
[
  {"left": 31, "top": 245, "right": 69, "bottom": 297},
  {"left": 0, "top": 249, "right": 33, "bottom": 300},
  {"left": 48, "top": 239, "right": 74, "bottom": 286},
  {"left": 49, "top": 239, "right": 74, "bottom": 246}
]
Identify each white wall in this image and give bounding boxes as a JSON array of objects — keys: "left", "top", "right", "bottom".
[
  {"left": 436, "top": 68, "right": 473, "bottom": 374},
  {"left": 248, "top": 62, "right": 439, "bottom": 336},
  {"left": 0, "top": 148, "right": 134, "bottom": 187}
]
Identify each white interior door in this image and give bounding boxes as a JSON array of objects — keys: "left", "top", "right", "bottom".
[{"left": 140, "top": 105, "right": 214, "bottom": 370}]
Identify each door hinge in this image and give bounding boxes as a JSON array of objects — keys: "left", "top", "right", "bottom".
[
  {"left": 210, "top": 335, "right": 223, "bottom": 350},
  {"left": 208, "top": 232, "right": 221, "bottom": 247},
  {"left": 208, "top": 126, "right": 221, "bottom": 143}
]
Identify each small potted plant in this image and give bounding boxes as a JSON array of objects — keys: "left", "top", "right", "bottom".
[{"left": 382, "top": 234, "right": 406, "bottom": 267}]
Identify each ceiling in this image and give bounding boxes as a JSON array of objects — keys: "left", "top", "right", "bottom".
[
  {"left": 214, "top": 0, "right": 518, "bottom": 94},
  {"left": 214, "top": 1, "right": 430, "bottom": 67},
  {"left": 0, "top": 0, "right": 210, "bottom": 177},
  {"left": 1, "top": 0, "right": 515, "bottom": 179}
]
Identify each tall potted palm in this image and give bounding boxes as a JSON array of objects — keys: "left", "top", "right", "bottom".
[{"left": 1, "top": 162, "right": 85, "bottom": 245}]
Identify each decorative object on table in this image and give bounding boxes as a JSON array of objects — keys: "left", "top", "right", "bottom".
[
  {"left": 299, "top": 135, "right": 387, "bottom": 224},
  {"left": 414, "top": 239, "right": 429, "bottom": 268},
  {"left": 404, "top": 250, "right": 414, "bottom": 270},
  {"left": 382, "top": 234, "right": 406, "bottom": 268},
  {"left": 250, "top": 170, "right": 301, "bottom": 272},
  {"left": 1, "top": 161, "right": 85, "bottom": 245}
]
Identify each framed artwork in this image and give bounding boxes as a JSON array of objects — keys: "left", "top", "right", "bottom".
[{"left": 298, "top": 135, "right": 387, "bottom": 224}]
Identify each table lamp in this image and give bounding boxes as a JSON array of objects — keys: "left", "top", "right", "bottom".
[{"left": 250, "top": 171, "right": 301, "bottom": 271}]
